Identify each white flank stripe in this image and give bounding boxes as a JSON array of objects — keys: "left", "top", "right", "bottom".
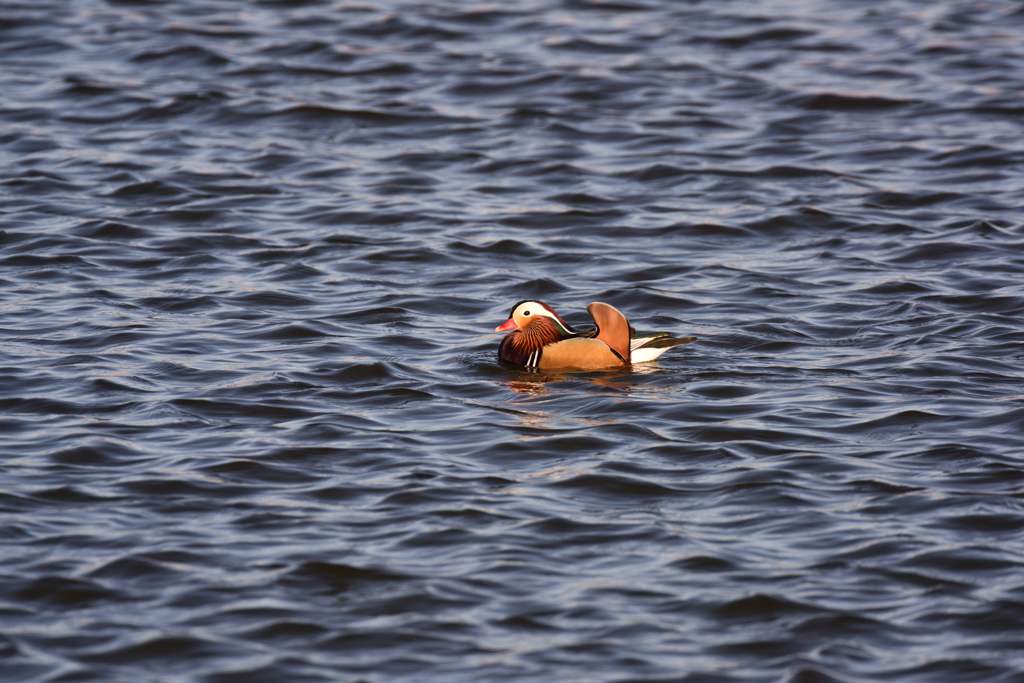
[{"left": 630, "top": 346, "right": 671, "bottom": 363}]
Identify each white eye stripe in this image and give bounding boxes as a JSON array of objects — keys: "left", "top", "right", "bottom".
[{"left": 516, "top": 302, "right": 552, "bottom": 320}]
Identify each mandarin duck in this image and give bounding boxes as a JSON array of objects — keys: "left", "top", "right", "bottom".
[{"left": 495, "top": 300, "right": 695, "bottom": 370}]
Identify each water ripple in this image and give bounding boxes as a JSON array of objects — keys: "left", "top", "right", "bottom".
[{"left": 2, "top": 1, "right": 1024, "bottom": 682}]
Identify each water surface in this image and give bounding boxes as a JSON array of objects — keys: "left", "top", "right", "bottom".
[{"left": 2, "top": 1, "right": 1024, "bottom": 681}]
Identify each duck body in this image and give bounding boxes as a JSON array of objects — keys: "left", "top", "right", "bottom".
[{"left": 495, "top": 300, "right": 695, "bottom": 370}]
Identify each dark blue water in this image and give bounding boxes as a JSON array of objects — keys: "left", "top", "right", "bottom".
[{"left": 3, "top": 1, "right": 1024, "bottom": 681}]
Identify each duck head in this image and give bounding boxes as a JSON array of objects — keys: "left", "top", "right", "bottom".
[{"left": 494, "top": 300, "right": 576, "bottom": 335}]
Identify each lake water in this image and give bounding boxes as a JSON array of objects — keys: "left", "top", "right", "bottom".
[{"left": 2, "top": 1, "right": 1024, "bottom": 681}]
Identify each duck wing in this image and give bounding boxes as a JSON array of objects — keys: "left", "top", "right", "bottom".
[
  {"left": 630, "top": 332, "right": 697, "bottom": 362},
  {"left": 586, "top": 302, "right": 632, "bottom": 363}
]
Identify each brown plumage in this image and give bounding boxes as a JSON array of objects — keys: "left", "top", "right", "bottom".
[
  {"left": 586, "top": 302, "right": 632, "bottom": 363},
  {"left": 497, "top": 313, "right": 564, "bottom": 366}
]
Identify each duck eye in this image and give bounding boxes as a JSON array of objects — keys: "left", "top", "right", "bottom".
[{"left": 523, "top": 310, "right": 531, "bottom": 316}]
